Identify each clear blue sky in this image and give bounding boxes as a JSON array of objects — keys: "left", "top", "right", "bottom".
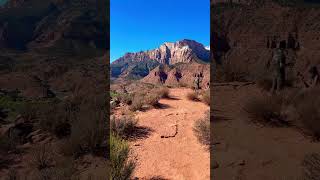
[{"left": 110, "top": 0, "right": 210, "bottom": 62}]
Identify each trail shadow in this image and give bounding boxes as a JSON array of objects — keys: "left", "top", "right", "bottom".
[
  {"left": 127, "top": 126, "right": 154, "bottom": 141},
  {"left": 163, "top": 96, "right": 180, "bottom": 100},
  {"left": 154, "top": 103, "right": 171, "bottom": 109}
]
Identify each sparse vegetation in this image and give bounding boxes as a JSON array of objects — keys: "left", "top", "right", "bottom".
[
  {"left": 244, "top": 95, "right": 288, "bottom": 126},
  {"left": 302, "top": 153, "right": 320, "bottom": 180},
  {"left": 129, "top": 93, "right": 144, "bottom": 111},
  {"left": 293, "top": 88, "right": 320, "bottom": 138},
  {"left": 111, "top": 115, "right": 138, "bottom": 139},
  {"left": 110, "top": 134, "right": 135, "bottom": 180},
  {"left": 145, "top": 93, "right": 161, "bottom": 107},
  {"left": 31, "top": 144, "right": 53, "bottom": 170},
  {"left": 187, "top": 91, "right": 200, "bottom": 101},
  {"left": 157, "top": 87, "right": 170, "bottom": 98},
  {"left": 193, "top": 111, "right": 210, "bottom": 146},
  {"left": 201, "top": 89, "right": 210, "bottom": 105}
]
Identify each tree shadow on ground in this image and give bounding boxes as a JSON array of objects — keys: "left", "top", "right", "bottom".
[
  {"left": 127, "top": 126, "right": 154, "bottom": 141},
  {"left": 154, "top": 103, "right": 171, "bottom": 109},
  {"left": 163, "top": 96, "right": 180, "bottom": 100}
]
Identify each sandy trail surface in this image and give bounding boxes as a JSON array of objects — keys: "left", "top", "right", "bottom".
[
  {"left": 212, "top": 83, "right": 320, "bottom": 180},
  {"left": 130, "top": 88, "right": 210, "bottom": 180}
]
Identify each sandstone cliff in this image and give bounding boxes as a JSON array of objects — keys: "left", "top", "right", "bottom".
[{"left": 111, "top": 39, "right": 209, "bottom": 79}]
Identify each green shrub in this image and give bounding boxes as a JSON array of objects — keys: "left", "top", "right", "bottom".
[{"left": 110, "top": 134, "right": 135, "bottom": 180}]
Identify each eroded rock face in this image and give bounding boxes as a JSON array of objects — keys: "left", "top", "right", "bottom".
[
  {"left": 111, "top": 39, "right": 209, "bottom": 79},
  {"left": 113, "top": 39, "right": 209, "bottom": 66}
]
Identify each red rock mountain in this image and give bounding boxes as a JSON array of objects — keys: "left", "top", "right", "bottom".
[{"left": 111, "top": 39, "right": 210, "bottom": 79}]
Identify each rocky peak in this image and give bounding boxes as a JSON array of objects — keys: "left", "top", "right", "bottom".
[{"left": 113, "top": 39, "right": 209, "bottom": 66}]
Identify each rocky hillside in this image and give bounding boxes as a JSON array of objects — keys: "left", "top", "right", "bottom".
[
  {"left": 142, "top": 62, "right": 210, "bottom": 88},
  {"left": 0, "top": 0, "right": 108, "bottom": 55},
  {"left": 111, "top": 39, "right": 209, "bottom": 79},
  {"left": 211, "top": 0, "right": 320, "bottom": 83}
]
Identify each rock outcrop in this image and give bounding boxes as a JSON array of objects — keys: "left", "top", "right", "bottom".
[{"left": 111, "top": 39, "right": 209, "bottom": 79}]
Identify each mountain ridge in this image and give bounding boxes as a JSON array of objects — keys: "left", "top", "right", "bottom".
[{"left": 111, "top": 39, "right": 210, "bottom": 79}]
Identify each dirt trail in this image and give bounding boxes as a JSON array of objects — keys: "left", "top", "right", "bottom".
[
  {"left": 213, "top": 83, "right": 320, "bottom": 180},
  {"left": 131, "top": 88, "right": 210, "bottom": 180}
]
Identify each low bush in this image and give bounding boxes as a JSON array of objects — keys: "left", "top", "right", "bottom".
[
  {"left": 157, "top": 87, "right": 170, "bottom": 98},
  {"left": 187, "top": 91, "right": 200, "bottom": 101},
  {"left": 243, "top": 95, "right": 288, "bottom": 126},
  {"left": 145, "top": 93, "right": 161, "bottom": 107},
  {"left": 193, "top": 111, "right": 210, "bottom": 146},
  {"left": 129, "top": 94, "right": 144, "bottom": 111},
  {"left": 201, "top": 89, "right": 210, "bottom": 105},
  {"left": 31, "top": 144, "right": 53, "bottom": 170},
  {"left": 110, "top": 134, "right": 135, "bottom": 180},
  {"left": 111, "top": 115, "right": 138, "bottom": 139},
  {"left": 293, "top": 88, "right": 320, "bottom": 138},
  {"left": 302, "top": 153, "right": 320, "bottom": 180}
]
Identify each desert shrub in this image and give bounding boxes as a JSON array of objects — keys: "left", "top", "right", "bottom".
[
  {"left": 38, "top": 103, "right": 71, "bottom": 138},
  {"left": 193, "top": 111, "right": 210, "bottom": 146},
  {"left": 31, "top": 144, "right": 53, "bottom": 170},
  {"left": 111, "top": 115, "right": 138, "bottom": 139},
  {"left": 145, "top": 93, "right": 161, "bottom": 107},
  {"left": 293, "top": 88, "right": 320, "bottom": 138},
  {"left": 120, "top": 93, "right": 134, "bottom": 105},
  {"left": 110, "top": 134, "right": 135, "bottom": 180},
  {"left": 187, "top": 91, "right": 200, "bottom": 101},
  {"left": 178, "top": 82, "right": 189, "bottom": 88},
  {"left": 38, "top": 157, "right": 76, "bottom": 180},
  {"left": 302, "top": 153, "right": 320, "bottom": 180},
  {"left": 129, "top": 94, "right": 144, "bottom": 111},
  {"left": 243, "top": 95, "right": 288, "bottom": 126},
  {"left": 201, "top": 89, "right": 210, "bottom": 105},
  {"left": 157, "top": 87, "right": 170, "bottom": 98},
  {"left": 60, "top": 95, "right": 106, "bottom": 157}
]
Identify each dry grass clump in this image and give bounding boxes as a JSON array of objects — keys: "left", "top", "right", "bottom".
[
  {"left": 157, "top": 87, "right": 170, "bottom": 98},
  {"left": 193, "top": 111, "right": 210, "bottom": 146},
  {"left": 187, "top": 91, "right": 200, "bottom": 101},
  {"left": 129, "top": 93, "right": 144, "bottom": 111},
  {"left": 31, "top": 144, "right": 53, "bottom": 170},
  {"left": 302, "top": 153, "right": 320, "bottom": 180},
  {"left": 243, "top": 95, "right": 288, "bottom": 126},
  {"left": 201, "top": 89, "right": 210, "bottom": 105},
  {"left": 145, "top": 93, "right": 161, "bottom": 107},
  {"left": 110, "top": 134, "right": 135, "bottom": 180},
  {"left": 292, "top": 88, "right": 320, "bottom": 138},
  {"left": 111, "top": 115, "right": 138, "bottom": 139},
  {"left": 60, "top": 96, "right": 106, "bottom": 157}
]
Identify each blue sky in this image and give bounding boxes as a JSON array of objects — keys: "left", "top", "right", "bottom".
[{"left": 110, "top": 0, "right": 210, "bottom": 62}]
